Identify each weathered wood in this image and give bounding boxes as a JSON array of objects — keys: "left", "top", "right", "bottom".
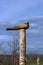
[
  {"left": 19, "top": 29, "right": 26, "bottom": 65},
  {"left": 6, "top": 22, "right": 29, "bottom": 30}
]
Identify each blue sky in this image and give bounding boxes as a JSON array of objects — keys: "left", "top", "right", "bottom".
[{"left": 0, "top": 0, "right": 43, "bottom": 54}]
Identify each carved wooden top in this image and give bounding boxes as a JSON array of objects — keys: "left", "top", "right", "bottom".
[{"left": 6, "top": 22, "right": 29, "bottom": 30}]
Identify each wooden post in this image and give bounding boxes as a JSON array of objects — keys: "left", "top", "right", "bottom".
[
  {"left": 37, "top": 55, "right": 40, "bottom": 65},
  {"left": 19, "top": 29, "right": 26, "bottom": 65},
  {"left": 6, "top": 21, "right": 29, "bottom": 65}
]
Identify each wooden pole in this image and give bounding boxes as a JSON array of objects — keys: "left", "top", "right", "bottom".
[
  {"left": 19, "top": 29, "right": 26, "bottom": 65},
  {"left": 6, "top": 22, "right": 29, "bottom": 65},
  {"left": 37, "top": 55, "right": 40, "bottom": 65}
]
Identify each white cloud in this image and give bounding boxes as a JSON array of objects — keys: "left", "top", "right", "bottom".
[
  {"left": 0, "top": 20, "right": 17, "bottom": 26},
  {"left": 30, "top": 23, "right": 37, "bottom": 27},
  {"left": 36, "top": 41, "right": 43, "bottom": 44},
  {"left": 28, "top": 45, "right": 35, "bottom": 49},
  {"left": 16, "top": 16, "right": 43, "bottom": 21},
  {"left": 0, "top": 35, "right": 13, "bottom": 40},
  {"left": 29, "top": 16, "right": 43, "bottom": 20},
  {"left": 29, "top": 29, "right": 39, "bottom": 34}
]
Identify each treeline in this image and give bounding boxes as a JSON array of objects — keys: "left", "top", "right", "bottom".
[
  {"left": 26, "top": 54, "right": 43, "bottom": 61},
  {"left": 0, "top": 54, "right": 43, "bottom": 65},
  {"left": 0, "top": 54, "right": 19, "bottom": 65}
]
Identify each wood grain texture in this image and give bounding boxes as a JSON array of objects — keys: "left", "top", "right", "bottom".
[{"left": 19, "top": 29, "right": 26, "bottom": 65}]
